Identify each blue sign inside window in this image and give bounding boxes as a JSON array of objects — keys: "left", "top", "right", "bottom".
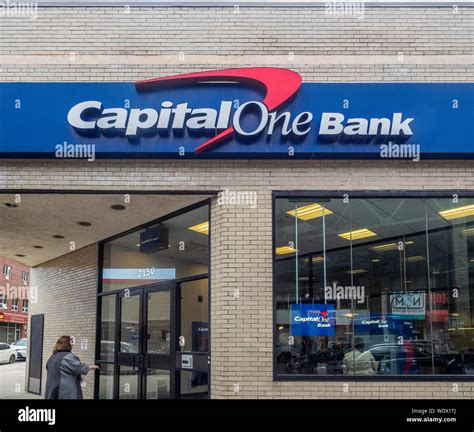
[{"left": 290, "top": 304, "right": 335, "bottom": 336}]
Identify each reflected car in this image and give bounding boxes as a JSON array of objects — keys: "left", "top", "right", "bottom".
[
  {"left": 12, "top": 338, "right": 27, "bottom": 361},
  {"left": 367, "top": 342, "right": 467, "bottom": 375},
  {"left": 281, "top": 341, "right": 469, "bottom": 375},
  {"left": 0, "top": 343, "right": 17, "bottom": 364},
  {"left": 100, "top": 340, "right": 138, "bottom": 362}
]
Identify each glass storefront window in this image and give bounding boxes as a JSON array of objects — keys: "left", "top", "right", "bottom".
[
  {"left": 274, "top": 195, "right": 474, "bottom": 377},
  {"left": 101, "top": 205, "right": 209, "bottom": 292}
]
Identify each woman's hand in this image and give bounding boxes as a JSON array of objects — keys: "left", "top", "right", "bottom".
[{"left": 89, "top": 364, "right": 100, "bottom": 371}]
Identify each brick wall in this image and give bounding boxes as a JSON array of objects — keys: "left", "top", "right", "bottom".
[
  {"left": 27, "top": 244, "right": 98, "bottom": 399},
  {"left": 0, "top": 6, "right": 471, "bottom": 81},
  {"left": 5, "top": 5, "right": 474, "bottom": 399}
]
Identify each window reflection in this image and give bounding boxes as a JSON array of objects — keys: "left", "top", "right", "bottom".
[{"left": 275, "top": 196, "right": 474, "bottom": 377}]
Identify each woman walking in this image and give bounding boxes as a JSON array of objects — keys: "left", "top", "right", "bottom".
[{"left": 45, "top": 335, "right": 99, "bottom": 399}]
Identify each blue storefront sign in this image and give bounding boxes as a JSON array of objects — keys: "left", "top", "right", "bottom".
[
  {"left": 0, "top": 67, "right": 472, "bottom": 159},
  {"left": 290, "top": 303, "right": 335, "bottom": 336}
]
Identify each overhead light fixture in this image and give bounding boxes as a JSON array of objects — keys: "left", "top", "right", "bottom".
[
  {"left": 275, "top": 246, "right": 298, "bottom": 255},
  {"left": 407, "top": 255, "right": 426, "bottom": 262},
  {"left": 188, "top": 221, "right": 209, "bottom": 235},
  {"left": 345, "top": 268, "right": 367, "bottom": 275},
  {"left": 338, "top": 228, "right": 377, "bottom": 241},
  {"left": 77, "top": 221, "right": 92, "bottom": 227},
  {"left": 287, "top": 203, "right": 333, "bottom": 221},
  {"left": 463, "top": 228, "right": 474, "bottom": 236},
  {"left": 371, "top": 240, "right": 414, "bottom": 252},
  {"left": 52, "top": 235, "right": 65, "bottom": 239},
  {"left": 33, "top": 245, "right": 43, "bottom": 249},
  {"left": 371, "top": 259, "right": 380, "bottom": 263},
  {"left": 311, "top": 256, "right": 324, "bottom": 263},
  {"left": 111, "top": 204, "right": 127, "bottom": 211},
  {"left": 439, "top": 204, "right": 474, "bottom": 220}
]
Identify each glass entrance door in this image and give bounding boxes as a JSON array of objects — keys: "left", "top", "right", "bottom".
[
  {"left": 112, "top": 277, "right": 209, "bottom": 399},
  {"left": 117, "top": 281, "right": 173, "bottom": 399}
]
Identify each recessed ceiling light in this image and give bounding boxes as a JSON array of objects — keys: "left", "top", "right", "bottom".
[
  {"left": 15, "top": 254, "right": 25, "bottom": 257},
  {"left": 4, "top": 202, "right": 18, "bottom": 208},
  {"left": 52, "top": 235, "right": 65, "bottom": 239},
  {"left": 275, "top": 246, "right": 298, "bottom": 255},
  {"left": 77, "top": 221, "right": 92, "bottom": 227},
  {"left": 188, "top": 221, "right": 209, "bottom": 235},
  {"left": 111, "top": 204, "right": 126, "bottom": 211},
  {"left": 287, "top": 203, "right": 333, "bottom": 221},
  {"left": 439, "top": 204, "right": 474, "bottom": 220},
  {"left": 338, "top": 229, "right": 377, "bottom": 241},
  {"left": 33, "top": 245, "right": 43, "bottom": 249},
  {"left": 407, "top": 255, "right": 426, "bottom": 262},
  {"left": 345, "top": 268, "right": 368, "bottom": 275},
  {"left": 371, "top": 240, "right": 414, "bottom": 252}
]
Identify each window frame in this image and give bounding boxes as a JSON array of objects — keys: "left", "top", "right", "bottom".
[
  {"left": 3, "top": 265, "right": 12, "bottom": 279},
  {"left": 21, "top": 271, "right": 29, "bottom": 285},
  {"left": 11, "top": 299, "right": 19, "bottom": 312},
  {"left": 272, "top": 190, "right": 474, "bottom": 382}
]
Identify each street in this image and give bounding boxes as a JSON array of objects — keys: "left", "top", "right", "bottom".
[{"left": 0, "top": 361, "right": 40, "bottom": 399}]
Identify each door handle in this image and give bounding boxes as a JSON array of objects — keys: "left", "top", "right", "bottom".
[{"left": 132, "top": 354, "right": 144, "bottom": 372}]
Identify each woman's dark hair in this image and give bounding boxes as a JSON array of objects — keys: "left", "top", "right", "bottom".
[
  {"left": 53, "top": 336, "right": 72, "bottom": 354},
  {"left": 354, "top": 337, "right": 365, "bottom": 351}
]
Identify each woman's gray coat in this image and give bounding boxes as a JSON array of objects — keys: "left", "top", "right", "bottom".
[{"left": 45, "top": 350, "right": 90, "bottom": 399}]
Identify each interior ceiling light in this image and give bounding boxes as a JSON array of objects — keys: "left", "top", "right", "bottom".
[
  {"left": 304, "top": 256, "right": 324, "bottom": 263},
  {"left": 286, "top": 203, "right": 333, "bottom": 221},
  {"left": 371, "top": 240, "right": 414, "bottom": 252},
  {"left": 275, "top": 246, "right": 298, "bottom": 255},
  {"left": 439, "top": 204, "right": 474, "bottom": 220},
  {"left": 111, "top": 204, "right": 127, "bottom": 211},
  {"left": 407, "top": 255, "right": 426, "bottom": 262},
  {"left": 371, "top": 259, "right": 380, "bottom": 263},
  {"left": 338, "top": 228, "right": 377, "bottom": 241},
  {"left": 463, "top": 228, "right": 474, "bottom": 236},
  {"left": 188, "top": 221, "right": 209, "bottom": 235},
  {"left": 345, "top": 268, "right": 367, "bottom": 275}
]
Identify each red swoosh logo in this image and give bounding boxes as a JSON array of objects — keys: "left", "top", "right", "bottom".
[{"left": 135, "top": 67, "right": 302, "bottom": 153}]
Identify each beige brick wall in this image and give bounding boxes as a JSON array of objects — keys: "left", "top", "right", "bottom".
[
  {"left": 27, "top": 244, "right": 98, "bottom": 399},
  {"left": 5, "top": 5, "right": 474, "bottom": 399},
  {"left": 0, "top": 6, "right": 472, "bottom": 81}
]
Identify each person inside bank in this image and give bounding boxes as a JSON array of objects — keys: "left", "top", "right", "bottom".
[
  {"left": 343, "top": 337, "right": 378, "bottom": 375},
  {"left": 45, "top": 335, "right": 99, "bottom": 399}
]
